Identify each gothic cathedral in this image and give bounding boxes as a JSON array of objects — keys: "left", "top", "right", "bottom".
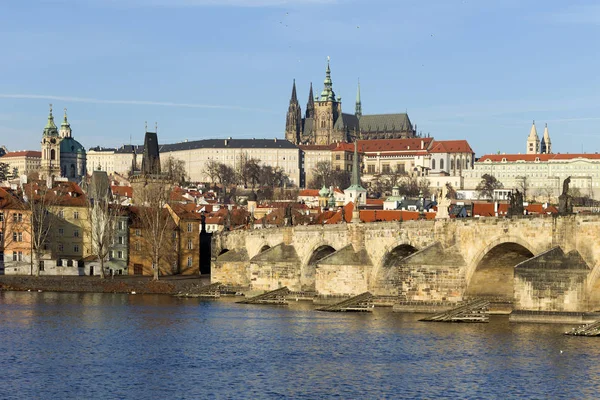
[{"left": 285, "top": 58, "right": 417, "bottom": 145}]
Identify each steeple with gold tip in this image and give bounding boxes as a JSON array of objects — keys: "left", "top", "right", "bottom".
[
  {"left": 541, "top": 123, "right": 552, "bottom": 154},
  {"left": 526, "top": 120, "right": 540, "bottom": 154},
  {"left": 60, "top": 107, "right": 72, "bottom": 138},
  {"left": 319, "top": 56, "right": 337, "bottom": 102},
  {"left": 43, "top": 104, "right": 59, "bottom": 137}
]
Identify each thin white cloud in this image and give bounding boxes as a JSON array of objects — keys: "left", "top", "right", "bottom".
[
  {"left": 0, "top": 94, "right": 273, "bottom": 112},
  {"left": 543, "top": 4, "right": 600, "bottom": 24},
  {"left": 91, "top": 0, "right": 335, "bottom": 7}
]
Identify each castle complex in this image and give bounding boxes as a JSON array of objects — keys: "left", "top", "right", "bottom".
[{"left": 285, "top": 58, "right": 416, "bottom": 145}]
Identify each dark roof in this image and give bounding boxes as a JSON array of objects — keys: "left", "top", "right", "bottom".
[
  {"left": 334, "top": 113, "right": 360, "bottom": 132},
  {"left": 142, "top": 132, "right": 161, "bottom": 175},
  {"left": 359, "top": 113, "right": 413, "bottom": 133},
  {"left": 160, "top": 138, "right": 298, "bottom": 152},
  {"left": 115, "top": 145, "right": 144, "bottom": 154}
]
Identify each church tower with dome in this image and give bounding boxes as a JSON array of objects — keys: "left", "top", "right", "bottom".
[{"left": 39, "top": 105, "right": 87, "bottom": 183}]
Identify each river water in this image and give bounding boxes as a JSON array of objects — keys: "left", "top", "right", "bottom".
[{"left": 1, "top": 291, "right": 599, "bottom": 399}]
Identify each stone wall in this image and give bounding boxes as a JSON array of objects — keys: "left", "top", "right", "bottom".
[{"left": 514, "top": 247, "right": 590, "bottom": 312}]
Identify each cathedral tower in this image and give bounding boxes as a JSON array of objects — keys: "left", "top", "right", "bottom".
[
  {"left": 355, "top": 79, "right": 362, "bottom": 119},
  {"left": 541, "top": 123, "right": 552, "bottom": 154},
  {"left": 285, "top": 80, "right": 302, "bottom": 144},
  {"left": 40, "top": 104, "right": 61, "bottom": 180},
  {"left": 526, "top": 120, "right": 540, "bottom": 154},
  {"left": 305, "top": 82, "right": 315, "bottom": 119},
  {"left": 314, "top": 57, "right": 342, "bottom": 145}
]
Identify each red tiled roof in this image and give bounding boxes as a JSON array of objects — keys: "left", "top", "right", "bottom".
[
  {"left": 1, "top": 151, "right": 42, "bottom": 158},
  {"left": 477, "top": 153, "right": 600, "bottom": 162},
  {"left": 299, "top": 189, "right": 320, "bottom": 197},
  {"left": 526, "top": 204, "right": 558, "bottom": 214},
  {"left": 298, "top": 144, "right": 335, "bottom": 151},
  {"left": 366, "top": 199, "right": 384, "bottom": 205},
  {"left": 111, "top": 185, "right": 132, "bottom": 198},
  {"left": 429, "top": 140, "right": 474, "bottom": 154},
  {"left": 358, "top": 138, "right": 433, "bottom": 153}
]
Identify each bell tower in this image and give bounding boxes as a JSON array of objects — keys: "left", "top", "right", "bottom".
[
  {"left": 40, "top": 104, "right": 61, "bottom": 181},
  {"left": 314, "top": 57, "right": 342, "bottom": 145},
  {"left": 285, "top": 79, "right": 302, "bottom": 144}
]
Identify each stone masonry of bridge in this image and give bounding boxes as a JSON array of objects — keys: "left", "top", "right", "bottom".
[{"left": 212, "top": 215, "right": 600, "bottom": 312}]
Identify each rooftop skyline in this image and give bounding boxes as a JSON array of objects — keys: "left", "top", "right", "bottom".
[{"left": 1, "top": 0, "right": 599, "bottom": 155}]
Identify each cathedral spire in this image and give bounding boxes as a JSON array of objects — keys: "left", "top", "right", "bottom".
[
  {"left": 290, "top": 79, "right": 298, "bottom": 103},
  {"left": 319, "top": 56, "right": 336, "bottom": 102},
  {"left": 306, "top": 82, "right": 315, "bottom": 119},
  {"left": 526, "top": 120, "right": 540, "bottom": 154},
  {"left": 541, "top": 123, "right": 552, "bottom": 154},
  {"left": 355, "top": 78, "right": 362, "bottom": 118},
  {"left": 285, "top": 79, "right": 302, "bottom": 144}
]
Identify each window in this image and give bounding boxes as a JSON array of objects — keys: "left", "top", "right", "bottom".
[
  {"left": 135, "top": 242, "right": 141, "bottom": 251},
  {"left": 57, "top": 259, "right": 63, "bottom": 267},
  {"left": 73, "top": 230, "right": 79, "bottom": 238},
  {"left": 0, "top": 212, "right": 3, "bottom": 222},
  {"left": 12, "top": 232, "right": 16, "bottom": 242},
  {"left": 135, "top": 229, "right": 141, "bottom": 236},
  {"left": 118, "top": 236, "right": 124, "bottom": 245},
  {"left": 117, "top": 251, "right": 123, "bottom": 259},
  {"left": 187, "top": 256, "right": 193, "bottom": 267},
  {"left": 73, "top": 211, "right": 79, "bottom": 220},
  {"left": 74, "top": 245, "right": 79, "bottom": 253},
  {"left": 18, "top": 252, "right": 22, "bottom": 261},
  {"left": 336, "top": 154, "right": 340, "bottom": 160},
  {"left": 118, "top": 221, "right": 125, "bottom": 230},
  {"left": 187, "top": 239, "right": 193, "bottom": 250},
  {"left": 432, "top": 159, "right": 436, "bottom": 170},
  {"left": 58, "top": 228, "right": 64, "bottom": 236},
  {"left": 12, "top": 251, "right": 16, "bottom": 261},
  {"left": 367, "top": 165, "right": 375, "bottom": 174},
  {"left": 58, "top": 210, "right": 64, "bottom": 219},
  {"left": 382, "top": 164, "right": 391, "bottom": 174},
  {"left": 440, "top": 159, "right": 444, "bottom": 170},
  {"left": 187, "top": 223, "right": 193, "bottom": 232},
  {"left": 450, "top": 159, "right": 455, "bottom": 170},
  {"left": 109, "top": 251, "right": 114, "bottom": 259},
  {"left": 39, "top": 261, "right": 44, "bottom": 272},
  {"left": 0, "top": 231, "right": 3, "bottom": 243},
  {"left": 58, "top": 244, "right": 64, "bottom": 252}
]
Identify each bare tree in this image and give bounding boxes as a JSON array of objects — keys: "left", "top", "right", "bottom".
[
  {"left": 86, "top": 194, "right": 119, "bottom": 279},
  {"left": 137, "top": 184, "right": 176, "bottom": 280},
  {"left": 23, "top": 183, "right": 60, "bottom": 276},
  {"left": 516, "top": 176, "right": 528, "bottom": 201},
  {"left": 163, "top": 156, "right": 189, "bottom": 186},
  {"left": 203, "top": 160, "right": 221, "bottom": 184}
]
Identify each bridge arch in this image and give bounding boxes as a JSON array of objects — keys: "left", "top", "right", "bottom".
[
  {"left": 465, "top": 236, "right": 536, "bottom": 304},
  {"left": 369, "top": 242, "right": 419, "bottom": 295}
]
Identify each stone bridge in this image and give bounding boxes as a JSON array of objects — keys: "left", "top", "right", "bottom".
[{"left": 212, "top": 215, "right": 600, "bottom": 312}]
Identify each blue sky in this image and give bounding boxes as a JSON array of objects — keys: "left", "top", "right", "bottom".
[{"left": 1, "top": 0, "right": 600, "bottom": 156}]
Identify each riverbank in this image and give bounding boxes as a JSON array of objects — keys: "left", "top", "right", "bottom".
[{"left": 0, "top": 275, "right": 212, "bottom": 295}]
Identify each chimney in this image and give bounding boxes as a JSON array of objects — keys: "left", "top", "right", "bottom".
[
  {"left": 421, "top": 140, "right": 424, "bottom": 149},
  {"left": 224, "top": 139, "right": 229, "bottom": 146},
  {"left": 494, "top": 201, "right": 498, "bottom": 216}
]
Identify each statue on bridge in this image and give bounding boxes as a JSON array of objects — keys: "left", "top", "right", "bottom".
[
  {"left": 435, "top": 184, "right": 451, "bottom": 219},
  {"left": 507, "top": 189, "right": 524, "bottom": 218},
  {"left": 559, "top": 176, "right": 573, "bottom": 215}
]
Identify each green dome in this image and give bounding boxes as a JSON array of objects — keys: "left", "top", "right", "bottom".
[
  {"left": 319, "top": 185, "right": 329, "bottom": 197},
  {"left": 60, "top": 137, "right": 85, "bottom": 154}
]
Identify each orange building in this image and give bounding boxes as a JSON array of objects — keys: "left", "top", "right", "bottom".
[{"left": 0, "top": 188, "right": 32, "bottom": 274}]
